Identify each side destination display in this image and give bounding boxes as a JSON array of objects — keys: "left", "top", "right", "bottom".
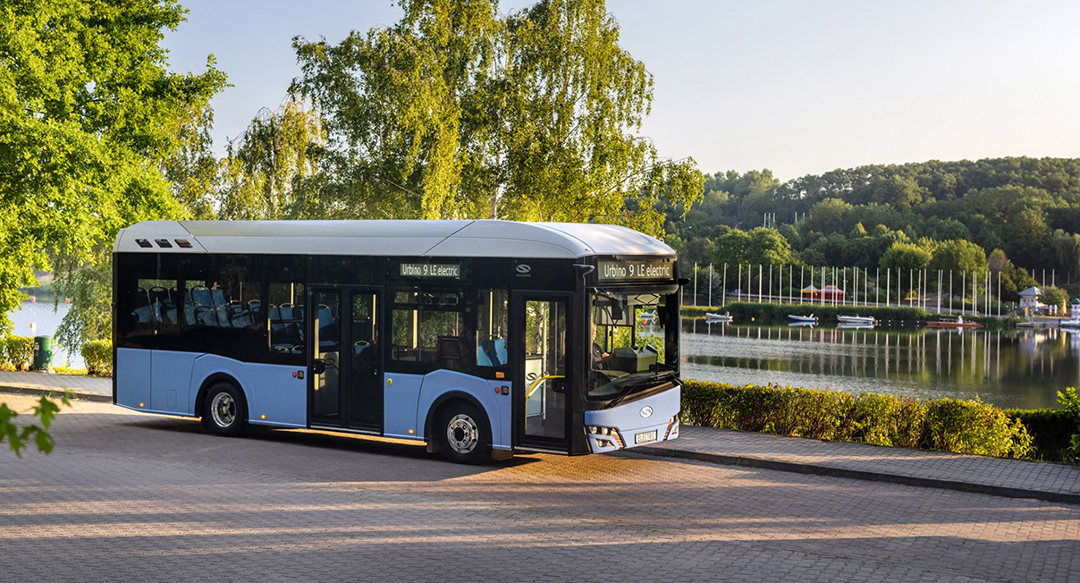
[
  {"left": 399, "top": 262, "right": 461, "bottom": 279},
  {"left": 597, "top": 261, "right": 672, "bottom": 282}
]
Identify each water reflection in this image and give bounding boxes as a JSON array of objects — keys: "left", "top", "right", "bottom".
[{"left": 682, "top": 320, "right": 1080, "bottom": 409}]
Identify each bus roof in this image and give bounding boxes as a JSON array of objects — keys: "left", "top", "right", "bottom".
[{"left": 114, "top": 220, "right": 675, "bottom": 259}]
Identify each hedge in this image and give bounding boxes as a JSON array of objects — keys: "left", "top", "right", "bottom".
[
  {"left": 1002, "top": 408, "right": 1078, "bottom": 462},
  {"left": 681, "top": 380, "right": 1034, "bottom": 459},
  {"left": 2, "top": 336, "right": 34, "bottom": 371},
  {"left": 81, "top": 340, "right": 113, "bottom": 377}
]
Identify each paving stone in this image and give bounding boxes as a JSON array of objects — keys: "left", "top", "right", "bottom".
[{"left": 0, "top": 396, "right": 1077, "bottom": 582}]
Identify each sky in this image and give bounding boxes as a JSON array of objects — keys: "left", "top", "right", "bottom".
[{"left": 162, "top": 0, "right": 1080, "bottom": 180}]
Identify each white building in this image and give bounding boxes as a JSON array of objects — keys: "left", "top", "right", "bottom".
[{"left": 1018, "top": 286, "right": 1042, "bottom": 310}]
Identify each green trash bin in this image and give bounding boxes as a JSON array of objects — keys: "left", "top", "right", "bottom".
[{"left": 33, "top": 335, "right": 54, "bottom": 371}]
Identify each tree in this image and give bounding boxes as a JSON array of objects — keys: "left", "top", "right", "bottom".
[
  {"left": 713, "top": 229, "right": 750, "bottom": 265},
  {"left": 0, "top": 0, "right": 227, "bottom": 334},
  {"left": 880, "top": 242, "right": 931, "bottom": 272},
  {"left": 871, "top": 176, "right": 923, "bottom": 210},
  {"left": 1039, "top": 286, "right": 1069, "bottom": 313},
  {"left": 928, "top": 239, "right": 988, "bottom": 276},
  {"left": 218, "top": 98, "right": 325, "bottom": 220},
  {"left": 745, "top": 227, "right": 796, "bottom": 266},
  {"left": 292, "top": 0, "right": 702, "bottom": 235}
]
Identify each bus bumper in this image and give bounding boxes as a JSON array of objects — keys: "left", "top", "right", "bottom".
[{"left": 584, "top": 385, "right": 680, "bottom": 453}]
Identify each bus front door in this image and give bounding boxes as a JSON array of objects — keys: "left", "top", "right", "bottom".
[
  {"left": 513, "top": 293, "right": 572, "bottom": 452},
  {"left": 308, "top": 286, "right": 384, "bottom": 432}
]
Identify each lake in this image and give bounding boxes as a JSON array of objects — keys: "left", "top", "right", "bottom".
[
  {"left": 6, "top": 301, "right": 84, "bottom": 368},
  {"left": 682, "top": 321, "right": 1080, "bottom": 409}
]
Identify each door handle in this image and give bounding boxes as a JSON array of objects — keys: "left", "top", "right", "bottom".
[{"left": 312, "top": 359, "right": 326, "bottom": 374}]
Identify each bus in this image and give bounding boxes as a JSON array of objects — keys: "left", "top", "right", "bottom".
[{"left": 113, "top": 220, "right": 682, "bottom": 463}]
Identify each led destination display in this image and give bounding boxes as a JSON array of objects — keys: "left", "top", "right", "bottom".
[
  {"left": 597, "top": 261, "right": 673, "bottom": 281},
  {"left": 399, "top": 263, "right": 461, "bottom": 278}
]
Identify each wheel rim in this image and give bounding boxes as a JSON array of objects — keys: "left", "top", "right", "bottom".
[
  {"left": 446, "top": 414, "right": 479, "bottom": 454},
  {"left": 211, "top": 392, "right": 236, "bottom": 428}
]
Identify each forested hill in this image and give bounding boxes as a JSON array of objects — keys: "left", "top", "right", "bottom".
[{"left": 665, "top": 157, "right": 1080, "bottom": 294}]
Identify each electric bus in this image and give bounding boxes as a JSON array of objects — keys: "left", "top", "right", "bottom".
[{"left": 113, "top": 220, "right": 682, "bottom": 463}]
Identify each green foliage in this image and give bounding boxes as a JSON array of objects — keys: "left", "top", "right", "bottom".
[
  {"left": 0, "top": 0, "right": 228, "bottom": 333},
  {"left": 1003, "top": 407, "right": 1078, "bottom": 462},
  {"left": 0, "top": 394, "right": 70, "bottom": 457},
  {"left": 291, "top": 0, "right": 702, "bottom": 234},
  {"left": 81, "top": 340, "right": 113, "bottom": 377},
  {"left": 928, "top": 239, "right": 988, "bottom": 276},
  {"left": 923, "top": 398, "right": 1032, "bottom": 458},
  {"left": 745, "top": 227, "right": 796, "bottom": 266},
  {"left": 55, "top": 260, "right": 112, "bottom": 350},
  {"left": 2, "top": 336, "right": 34, "bottom": 371},
  {"left": 880, "top": 241, "right": 931, "bottom": 272},
  {"left": 663, "top": 157, "right": 1080, "bottom": 284},
  {"left": 1057, "top": 388, "right": 1080, "bottom": 455},
  {"left": 1038, "top": 286, "right": 1069, "bottom": 312},
  {"left": 681, "top": 380, "right": 1034, "bottom": 459},
  {"left": 218, "top": 100, "right": 326, "bottom": 220}
]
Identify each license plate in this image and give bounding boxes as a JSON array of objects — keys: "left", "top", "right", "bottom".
[{"left": 635, "top": 430, "right": 657, "bottom": 444}]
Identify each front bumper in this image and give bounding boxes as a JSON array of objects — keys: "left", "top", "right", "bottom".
[{"left": 583, "top": 385, "right": 681, "bottom": 453}]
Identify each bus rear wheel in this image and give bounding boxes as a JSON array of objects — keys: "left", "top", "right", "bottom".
[
  {"left": 204, "top": 382, "right": 247, "bottom": 437},
  {"left": 437, "top": 402, "right": 491, "bottom": 465}
]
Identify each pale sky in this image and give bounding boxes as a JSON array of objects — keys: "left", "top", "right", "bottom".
[{"left": 163, "top": 0, "right": 1080, "bottom": 180}]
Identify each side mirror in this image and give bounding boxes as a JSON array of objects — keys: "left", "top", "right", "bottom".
[{"left": 311, "top": 359, "right": 326, "bottom": 374}]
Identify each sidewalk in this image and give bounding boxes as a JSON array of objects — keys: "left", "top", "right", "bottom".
[
  {"left": 638, "top": 426, "right": 1080, "bottom": 505},
  {"left": 0, "top": 370, "right": 111, "bottom": 401}
]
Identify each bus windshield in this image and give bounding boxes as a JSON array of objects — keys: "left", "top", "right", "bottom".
[{"left": 588, "top": 290, "right": 674, "bottom": 401}]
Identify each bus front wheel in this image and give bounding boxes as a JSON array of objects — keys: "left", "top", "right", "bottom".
[
  {"left": 203, "top": 382, "right": 247, "bottom": 437},
  {"left": 437, "top": 402, "right": 492, "bottom": 465}
]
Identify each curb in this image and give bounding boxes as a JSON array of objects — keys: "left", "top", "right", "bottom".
[
  {"left": 0, "top": 385, "right": 112, "bottom": 403},
  {"left": 635, "top": 445, "right": 1080, "bottom": 506}
]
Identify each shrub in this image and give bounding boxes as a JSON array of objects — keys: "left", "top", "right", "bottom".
[
  {"left": 1057, "top": 388, "right": 1080, "bottom": 456},
  {"left": 923, "top": 398, "right": 1032, "bottom": 458},
  {"left": 1004, "top": 407, "right": 1078, "bottom": 462},
  {"left": 3, "top": 336, "right": 34, "bottom": 371},
  {"left": 81, "top": 340, "right": 113, "bottom": 377},
  {"left": 682, "top": 380, "right": 1034, "bottom": 459}
]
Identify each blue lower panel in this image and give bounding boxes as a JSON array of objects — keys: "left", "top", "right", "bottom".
[
  {"left": 151, "top": 351, "right": 197, "bottom": 415},
  {"left": 116, "top": 348, "right": 153, "bottom": 411},
  {"left": 384, "top": 373, "right": 423, "bottom": 439},
  {"left": 245, "top": 362, "right": 306, "bottom": 427}
]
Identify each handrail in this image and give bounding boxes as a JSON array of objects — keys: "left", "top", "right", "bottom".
[{"left": 526, "top": 375, "right": 564, "bottom": 399}]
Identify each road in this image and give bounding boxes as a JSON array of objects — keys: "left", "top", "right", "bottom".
[{"left": 1, "top": 396, "right": 1077, "bottom": 582}]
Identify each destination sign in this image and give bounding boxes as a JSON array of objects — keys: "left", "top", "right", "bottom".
[
  {"left": 399, "top": 263, "right": 461, "bottom": 279},
  {"left": 597, "top": 261, "right": 673, "bottom": 282}
]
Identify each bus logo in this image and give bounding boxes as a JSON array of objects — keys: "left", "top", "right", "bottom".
[
  {"left": 516, "top": 264, "right": 531, "bottom": 274},
  {"left": 640, "top": 406, "right": 653, "bottom": 418}
]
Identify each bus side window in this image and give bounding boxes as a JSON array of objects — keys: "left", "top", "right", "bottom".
[
  {"left": 268, "top": 283, "right": 305, "bottom": 353},
  {"left": 476, "top": 290, "right": 508, "bottom": 367}
]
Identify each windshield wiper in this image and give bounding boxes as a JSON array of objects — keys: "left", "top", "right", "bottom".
[{"left": 605, "top": 371, "right": 674, "bottom": 409}]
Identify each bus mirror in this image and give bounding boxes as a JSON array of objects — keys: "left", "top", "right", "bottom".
[{"left": 311, "top": 359, "right": 326, "bottom": 374}]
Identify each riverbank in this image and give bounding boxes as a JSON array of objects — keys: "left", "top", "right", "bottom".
[{"left": 682, "top": 302, "right": 1017, "bottom": 329}]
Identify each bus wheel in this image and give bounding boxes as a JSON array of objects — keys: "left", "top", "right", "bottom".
[
  {"left": 204, "top": 382, "right": 247, "bottom": 437},
  {"left": 437, "top": 402, "right": 491, "bottom": 465}
]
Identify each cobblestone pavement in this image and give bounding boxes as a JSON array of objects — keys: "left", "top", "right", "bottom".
[
  {"left": 643, "top": 426, "right": 1080, "bottom": 499},
  {"left": 1, "top": 396, "right": 1078, "bottom": 583}
]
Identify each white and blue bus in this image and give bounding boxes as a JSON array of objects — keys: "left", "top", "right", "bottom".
[{"left": 113, "top": 220, "right": 682, "bottom": 463}]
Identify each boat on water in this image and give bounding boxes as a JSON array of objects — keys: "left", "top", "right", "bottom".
[
  {"left": 1059, "top": 319, "right": 1080, "bottom": 329},
  {"left": 836, "top": 315, "right": 875, "bottom": 326},
  {"left": 788, "top": 314, "right": 818, "bottom": 324},
  {"left": 705, "top": 312, "right": 733, "bottom": 323},
  {"left": 926, "top": 318, "right": 983, "bottom": 329}
]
